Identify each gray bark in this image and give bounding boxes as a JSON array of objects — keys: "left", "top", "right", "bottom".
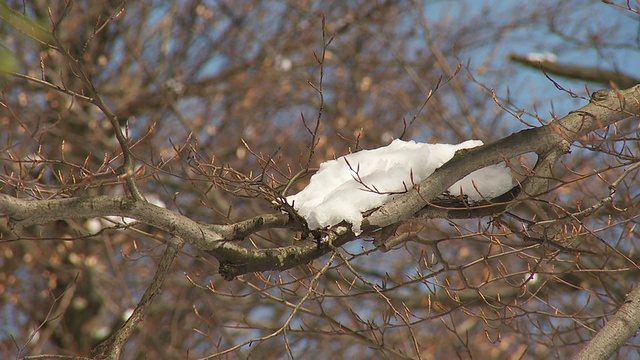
[
  {"left": 573, "top": 285, "right": 640, "bottom": 360},
  {"left": 2, "top": 85, "right": 640, "bottom": 280}
]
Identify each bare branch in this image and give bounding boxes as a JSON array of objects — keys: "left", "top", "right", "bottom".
[
  {"left": 364, "top": 85, "right": 640, "bottom": 229},
  {"left": 572, "top": 285, "right": 640, "bottom": 360},
  {"left": 2, "top": 86, "right": 638, "bottom": 281},
  {"left": 91, "top": 237, "right": 184, "bottom": 359},
  {"left": 507, "top": 53, "right": 640, "bottom": 89}
]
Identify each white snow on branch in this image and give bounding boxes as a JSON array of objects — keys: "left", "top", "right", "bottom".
[
  {"left": 286, "top": 139, "right": 513, "bottom": 234},
  {"left": 526, "top": 52, "right": 557, "bottom": 62}
]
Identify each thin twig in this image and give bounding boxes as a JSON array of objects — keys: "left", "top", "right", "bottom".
[
  {"left": 304, "top": 13, "right": 335, "bottom": 169},
  {"left": 47, "top": 5, "right": 145, "bottom": 201},
  {"left": 91, "top": 237, "right": 185, "bottom": 359}
]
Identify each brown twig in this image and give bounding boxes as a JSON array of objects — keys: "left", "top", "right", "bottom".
[{"left": 91, "top": 237, "right": 185, "bottom": 359}]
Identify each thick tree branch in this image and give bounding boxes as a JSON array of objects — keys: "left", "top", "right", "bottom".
[
  {"left": 363, "top": 85, "right": 640, "bottom": 229},
  {"left": 0, "top": 194, "right": 280, "bottom": 269},
  {"left": 573, "top": 285, "right": 640, "bottom": 360},
  {"left": 507, "top": 53, "right": 640, "bottom": 89},
  {"left": 1, "top": 86, "right": 639, "bottom": 280},
  {"left": 412, "top": 145, "right": 566, "bottom": 221},
  {"left": 217, "top": 225, "right": 354, "bottom": 280},
  {"left": 1, "top": 195, "right": 222, "bottom": 250}
]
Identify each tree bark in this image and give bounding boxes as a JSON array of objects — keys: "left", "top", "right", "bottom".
[
  {"left": 2, "top": 86, "right": 640, "bottom": 280},
  {"left": 573, "top": 285, "right": 640, "bottom": 360},
  {"left": 507, "top": 53, "right": 640, "bottom": 89}
]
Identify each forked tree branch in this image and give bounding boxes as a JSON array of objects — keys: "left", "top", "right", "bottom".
[
  {"left": 1, "top": 86, "right": 639, "bottom": 281},
  {"left": 363, "top": 86, "right": 640, "bottom": 228}
]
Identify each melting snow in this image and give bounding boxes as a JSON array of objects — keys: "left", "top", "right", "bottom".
[{"left": 286, "top": 139, "right": 513, "bottom": 234}]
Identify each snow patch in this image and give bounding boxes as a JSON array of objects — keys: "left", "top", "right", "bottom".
[
  {"left": 286, "top": 139, "right": 513, "bottom": 234},
  {"left": 526, "top": 52, "right": 557, "bottom": 62}
]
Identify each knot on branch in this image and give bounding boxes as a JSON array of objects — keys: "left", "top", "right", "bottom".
[
  {"left": 591, "top": 89, "right": 609, "bottom": 102},
  {"left": 219, "top": 262, "right": 241, "bottom": 281}
]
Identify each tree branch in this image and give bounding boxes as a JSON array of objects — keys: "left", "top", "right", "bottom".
[
  {"left": 363, "top": 85, "right": 640, "bottom": 229},
  {"left": 91, "top": 237, "right": 185, "bottom": 359},
  {"left": 507, "top": 53, "right": 640, "bottom": 89},
  {"left": 572, "top": 285, "right": 640, "bottom": 360},
  {"left": 49, "top": 5, "right": 145, "bottom": 201},
  {"left": 1, "top": 195, "right": 222, "bottom": 250},
  {"left": 1, "top": 86, "right": 639, "bottom": 281}
]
